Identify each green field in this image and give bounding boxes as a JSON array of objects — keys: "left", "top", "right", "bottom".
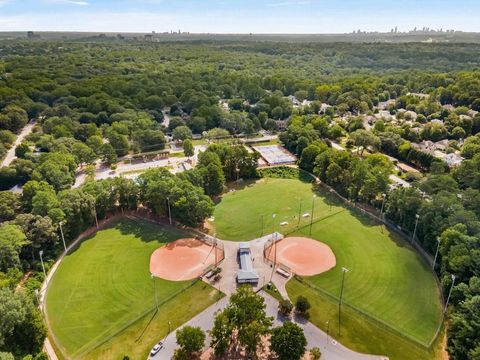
[
  {"left": 45, "top": 218, "right": 222, "bottom": 359},
  {"left": 211, "top": 178, "right": 443, "bottom": 359}
]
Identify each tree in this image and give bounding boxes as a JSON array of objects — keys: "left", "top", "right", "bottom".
[
  {"left": 350, "top": 129, "right": 380, "bottom": 156},
  {"left": 0, "top": 191, "right": 20, "bottom": 222},
  {"left": 72, "top": 142, "right": 97, "bottom": 166},
  {"left": 270, "top": 321, "right": 307, "bottom": 360},
  {"left": 295, "top": 296, "right": 311, "bottom": 315},
  {"left": 32, "top": 152, "right": 77, "bottom": 191},
  {"left": 225, "top": 285, "right": 273, "bottom": 355},
  {"left": 11, "top": 214, "right": 59, "bottom": 251},
  {"left": 175, "top": 326, "right": 205, "bottom": 356},
  {"left": 173, "top": 126, "right": 193, "bottom": 141},
  {"left": 310, "top": 347, "right": 322, "bottom": 360},
  {"left": 100, "top": 143, "right": 118, "bottom": 165},
  {"left": 183, "top": 139, "right": 194, "bottom": 158},
  {"left": 209, "top": 309, "right": 232, "bottom": 356},
  {"left": 278, "top": 299, "right": 293, "bottom": 316},
  {"left": 0, "top": 225, "right": 28, "bottom": 272},
  {"left": 31, "top": 189, "right": 60, "bottom": 217}
]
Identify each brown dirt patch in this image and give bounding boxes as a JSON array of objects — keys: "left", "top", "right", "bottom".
[
  {"left": 265, "top": 237, "right": 336, "bottom": 276},
  {"left": 150, "top": 238, "right": 221, "bottom": 281}
]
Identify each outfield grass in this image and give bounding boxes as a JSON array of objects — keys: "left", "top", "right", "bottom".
[
  {"left": 211, "top": 178, "right": 443, "bottom": 357},
  {"left": 211, "top": 178, "right": 334, "bottom": 240},
  {"left": 287, "top": 278, "right": 442, "bottom": 360},
  {"left": 45, "top": 218, "right": 221, "bottom": 359}
]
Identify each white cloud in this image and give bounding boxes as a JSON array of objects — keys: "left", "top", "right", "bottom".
[
  {"left": 0, "top": 0, "right": 14, "bottom": 7},
  {"left": 45, "top": 0, "right": 89, "bottom": 5},
  {"left": 266, "top": 1, "right": 311, "bottom": 7}
]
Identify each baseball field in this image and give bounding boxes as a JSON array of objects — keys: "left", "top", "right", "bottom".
[
  {"left": 210, "top": 177, "right": 443, "bottom": 360},
  {"left": 45, "top": 218, "right": 223, "bottom": 360}
]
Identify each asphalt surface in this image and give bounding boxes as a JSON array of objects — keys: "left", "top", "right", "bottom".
[
  {"left": 149, "top": 290, "right": 387, "bottom": 360},
  {"left": 1, "top": 120, "right": 35, "bottom": 167}
]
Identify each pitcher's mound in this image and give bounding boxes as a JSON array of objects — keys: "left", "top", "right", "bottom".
[
  {"left": 265, "top": 237, "right": 336, "bottom": 276},
  {"left": 150, "top": 238, "right": 219, "bottom": 281}
]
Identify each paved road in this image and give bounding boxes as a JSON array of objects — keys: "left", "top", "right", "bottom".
[
  {"left": 149, "top": 290, "right": 386, "bottom": 360},
  {"left": 1, "top": 120, "right": 35, "bottom": 167},
  {"left": 73, "top": 144, "right": 206, "bottom": 188}
]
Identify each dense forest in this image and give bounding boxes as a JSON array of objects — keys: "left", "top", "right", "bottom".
[{"left": 1, "top": 39, "right": 480, "bottom": 359}]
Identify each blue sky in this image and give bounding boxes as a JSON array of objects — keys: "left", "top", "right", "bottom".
[{"left": 0, "top": 0, "right": 479, "bottom": 33}]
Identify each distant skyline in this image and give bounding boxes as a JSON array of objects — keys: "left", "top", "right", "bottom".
[{"left": 0, "top": 0, "right": 479, "bottom": 34}]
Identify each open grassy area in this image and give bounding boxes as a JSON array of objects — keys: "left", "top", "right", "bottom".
[
  {"left": 211, "top": 178, "right": 334, "bottom": 240},
  {"left": 287, "top": 278, "right": 442, "bottom": 360},
  {"left": 45, "top": 218, "right": 221, "bottom": 359},
  {"left": 211, "top": 178, "right": 443, "bottom": 358}
]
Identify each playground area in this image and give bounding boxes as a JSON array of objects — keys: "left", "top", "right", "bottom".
[
  {"left": 264, "top": 236, "right": 336, "bottom": 276},
  {"left": 150, "top": 238, "right": 224, "bottom": 281}
]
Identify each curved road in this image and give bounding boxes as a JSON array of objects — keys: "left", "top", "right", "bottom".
[{"left": 1, "top": 120, "right": 35, "bottom": 167}]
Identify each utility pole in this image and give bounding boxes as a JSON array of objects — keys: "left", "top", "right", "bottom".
[
  {"left": 338, "top": 267, "right": 349, "bottom": 336},
  {"left": 39, "top": 250, "right": 47, "bottom": 280},
  {"left": 297, "top": 198, "right": 302, "bottom": 227},
  {"left": 411, "top": 214, "right": 420, "bottom": 244},
  {"left": 59, "top": 221, "right": 67, "bottom": 252},
  {"left": 309, "top": 195, "right": 316, "bottom": 235},
  {"left": 433, "top": 237, "right": 441, "bottom": 270},
  {"left": 167, "top": 197, "right": 172, "bottom": 225}
]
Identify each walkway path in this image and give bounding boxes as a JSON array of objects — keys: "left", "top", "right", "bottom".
[{"left": 1, "top": 120, "right": 35, "bottom": 167}]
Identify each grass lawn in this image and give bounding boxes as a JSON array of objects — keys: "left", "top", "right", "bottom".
[
  {"left": 45, "top": 218, "right": 221, "bottom": 359},
  {"left": 287, "top": 278, "right": 443, "bottom": 360},
  {"left": 211, "top": 178, "right": 335, "bottom": 241},
  {"left": 211, "top": 178, "right": 443, "bottom": 358}
]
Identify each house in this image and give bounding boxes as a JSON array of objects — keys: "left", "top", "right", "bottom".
[
  {"left": 236, "top": 243, "right": 259, "bottom": 284},
  {"left": 376, "top": 110, "right": 393, "bottom": 120},
  {"left": 443, "top": 153, "right": 464, "bottom": 168},
  {"left": 274, "top": 120, "right": 289, "bottom": 131},
  {"left": 377, "top": 99, "right": 396, "bottom": 110},
  {"left": 287, "top": 95, "right": 301, "bottom": 107},
  {"left": 319, "top": 103, "right": 332, "bottom": 114}
]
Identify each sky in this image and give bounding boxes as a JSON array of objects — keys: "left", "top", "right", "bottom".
[{"left": 0, "top": 0, "right": 479, "bottom": 34}]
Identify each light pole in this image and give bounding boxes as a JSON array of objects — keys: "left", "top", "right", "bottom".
[
  {"left": 272, "top": 214, "right": 277, "bottom": 266},
  {"left": 411, "top": 214, "right": 420, "bottom": 244},
  {"left": 39, "top": 250, "right": 47, "bottom": 280},
  {"left": 338, "top": 267, "right": 349, "bottom": 336},
  {"left": 59, "top": 221, "right": 67, "bottom": 253},
  {"left": 91, "top": 200, "right": 99, "bottom": 229},
  {"left": 325, "top": 320, "right": 330, "bottom": 347},
  {"left": 297, "top": 198, "right": 302, "bottom": 227},
  {"left": 309, "top": 195, "right": 316, "bottom": 236},
  {"left": 151, "top": 274, "right": 158, "bottom": 310},
  {"left": 261, "top": 214, "right": 264, "bottom": 236},
  {"left": 444, "top": 274, "right": 456, "bottom": 315},
  {"left": 213, "top": 233, "right": 218, "bottom": 267},
  {"left": 166, "top": 197, "right": 172, "bottom": 225},
  {"left": 433, "top": 237, "right": 441, "bottom": 270},
  {"left": 380, "top": 193, "right": 386, "bottom": 220}
]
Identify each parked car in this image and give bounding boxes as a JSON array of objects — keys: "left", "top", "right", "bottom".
[{"left": 150, "top": 342, "right": 163, "bottom": 357}]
